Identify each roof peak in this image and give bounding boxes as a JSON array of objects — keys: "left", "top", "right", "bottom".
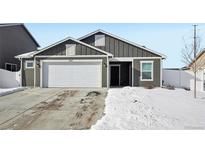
[
  {"left": 78, "top": 29, "right": 166, "bottom": 59},
  {"left": 0, "top": 23, "right": 40, "bottom": 47}
]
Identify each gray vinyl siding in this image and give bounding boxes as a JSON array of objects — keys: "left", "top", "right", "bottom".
[
  {"left": 36, "top": 40, "right": 105, "bottom": 56},
  {"left": 133, "top": 59, "right": 161, "bottom": 87},
  {"left": 80, "top": 32, "right": 160, "bottom": 57},
  {"left": 0, "top": 25, "right": 38, "bottom": 70},
  {"left": 34, "top": 56, "right": 108, "bottom": 88},
  {"left": 22, "top": 58, "right": 34, "bottom": 87}
]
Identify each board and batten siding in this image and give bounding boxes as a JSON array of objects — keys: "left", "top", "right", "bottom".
[
  {"left": 133, "top": 59, "right": 161, "bottom": 87},
  {"left": 36, "top": 40, "right": 105, "bottom": 56},
  {"left": 34, "top": 57, "right": 108, "bottom": 88},
  {"left": 22, "top": 58, "right": 34, "bottom": 87},
  {"left": 80, "top": 32, "right": 160, "bottom": 58}
]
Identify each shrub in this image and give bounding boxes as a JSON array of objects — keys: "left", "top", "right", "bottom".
[
  {"left": 144, "top": 84, "right": 155, "bottom": 89},
  {"left": 182, "top": 87, "right": 190, "bottom": 91},
  {"left": 165, "top": 84, "right": 175, "bottom": 90}
]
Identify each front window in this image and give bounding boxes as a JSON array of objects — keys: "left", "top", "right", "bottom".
[
  {"left": 140, "top": 61, "right": 153, "bottom": 81},
  {"left": 95, "top": 35, "right": 105, "bottom": 46},
  {"left": 25, "top": 61, "right": 34, "bottom": 69}
]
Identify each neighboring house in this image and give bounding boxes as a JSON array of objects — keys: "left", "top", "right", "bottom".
[
  {"left": 163, "top": 50, "right": 205, "bottom": 92},
  {"left": 0, "top": 24, "right": 39, "bottom": 71},
  {"left": 16, "top": 29, "right": 166, "bottom": 88},
  {"left": 188, "top": 50, "right": 205, "bottom": 91}
]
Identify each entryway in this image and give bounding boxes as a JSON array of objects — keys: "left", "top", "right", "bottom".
[{"left": 110, "top": 62, "right": 132, "bottom": 87}]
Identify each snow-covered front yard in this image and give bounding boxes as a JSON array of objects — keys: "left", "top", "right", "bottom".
[{"left": 92, "top": 87, "right": 205, "bottom": 129}]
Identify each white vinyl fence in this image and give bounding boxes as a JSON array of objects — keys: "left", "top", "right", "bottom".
[
  {"left": 0, "top": 69, "right": 21, "bottom": 88},
  {"left": 163, "top": 69, "right": 204, "bottom": 92}
]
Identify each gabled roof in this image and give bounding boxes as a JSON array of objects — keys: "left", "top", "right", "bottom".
[
  {"left": 15, "top": 37, "right": 113, "bottom": 58},
  {"left": 189, "top": 49, "right": 205, "bottom": 68},
  {"left": 0, "top": 23, "right": 40, "bottom": 47},
  {"left": 78, "top": 29, "right": 166, "bottom": 59},
  {"left": 15, "top": 51, "right": 38, "bottom": 59}
]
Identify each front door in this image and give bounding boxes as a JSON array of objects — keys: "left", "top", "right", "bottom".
[{"left": 110, "top": 65, "right": 120, "bottom": 86}]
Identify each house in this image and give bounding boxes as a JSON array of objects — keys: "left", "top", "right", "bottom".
[
  {"left": 16, "top": 29, "right": 166, "bottom": 88},
  {"left": 188, "top": 49, "right": 205, "bottom": 91},
  {"left": 0, "top": 24, "right": 39, "bottom": 71}
]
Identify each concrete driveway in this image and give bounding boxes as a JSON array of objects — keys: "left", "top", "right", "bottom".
[{"left": 0, "top": 88, "right": 107, "bottom": 130}]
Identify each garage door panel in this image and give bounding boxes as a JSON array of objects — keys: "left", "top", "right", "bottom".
[{"left": 42, "top": 61, "right": 102, "bottom": 88}]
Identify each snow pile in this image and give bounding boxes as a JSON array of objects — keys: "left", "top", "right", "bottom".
[
  {"left": 92, "top": 87, "right": 205, "bottom": 129},
  {"left": 0, "top": 69, "right": 21, "bottom": 88},
  {"left": 0, "top": 87, "right": 25, "bottom": 96}
]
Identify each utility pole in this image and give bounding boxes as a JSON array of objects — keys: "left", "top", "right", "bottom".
[{"left": 193, "top": 24, "right": 197, "bottom": 98}]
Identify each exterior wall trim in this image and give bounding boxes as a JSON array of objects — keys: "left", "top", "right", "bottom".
[
  {"left": 20, "top": 59, "right": 23, "bottom": 87},
  {"left": 40, "top": 60, "right": 43, "bottom": 88},
  {"left": 110, "top": 57, "right": 162, "bottom": 62},
  {"left": 41, "top": 59, "right": 103, "bottom": 63},
  {"left": 35, "top": 55, "right": 108, "bottom": 58},
  {"left": 34, "top": 58, "right": 36, "bottom": 87},
  {"left": 132, "top": 59, "right": 134, "bottom": 86},
  {"left": 107, "top": 56, "right": 109, "bottom": 88}
]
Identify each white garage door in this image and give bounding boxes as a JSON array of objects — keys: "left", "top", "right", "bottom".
[{"left": 41, "top": 60, "right": 102, "bottom": 88}]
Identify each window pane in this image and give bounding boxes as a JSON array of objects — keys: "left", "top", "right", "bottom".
[
  {"left": 142, "top": 72, "right": 152, "bottom": 79},
  {"left": 142, "top": 63, "right": 151, "bottom": 71},
  {"left": 27, "top": 62, "right": 33, "bottom": 68},
  {"left": 11, "top": 65, "right": 16, "bottom": 72},
  {"left": 6, "top": 64, "right": 12, "bottom": 71}
]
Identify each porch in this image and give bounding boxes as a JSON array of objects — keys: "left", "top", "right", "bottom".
[{"left": 109, "top": 61, "right": 132, "bottom": 87}]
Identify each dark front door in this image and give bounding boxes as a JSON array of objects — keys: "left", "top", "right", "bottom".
[{"left": 110, "top": 65, "right": 120, "bottom": 86}]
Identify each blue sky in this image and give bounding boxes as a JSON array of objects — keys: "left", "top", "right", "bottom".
[{"left": 25, "top": 23, "right": 205, "bottom": 68}]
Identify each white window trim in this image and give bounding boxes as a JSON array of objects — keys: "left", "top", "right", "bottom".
[
  {"left": 5, "top": 63, "right": 17, "bottom": 71},
  {"left": 25, "top": 60, "right": 34, "bottom": 69},
  {"left": 95, "top": 35, "right": 105, "bottom": 46},
  {"left": 140, "top": 61, "right": 154, "bottom": 81}
]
